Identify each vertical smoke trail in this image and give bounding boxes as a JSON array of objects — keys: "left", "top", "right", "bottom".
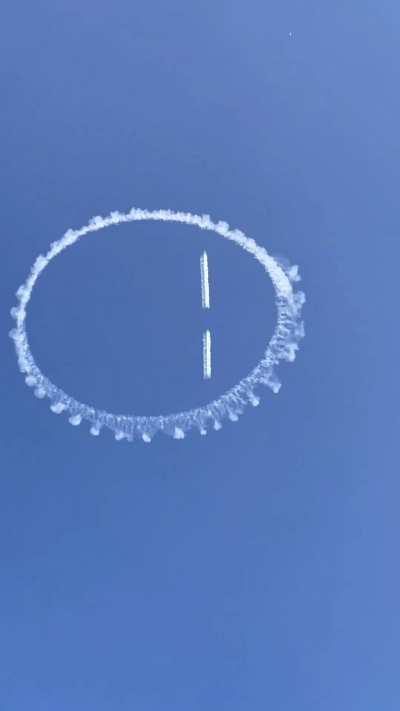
[
  {"left": 203, "top": 329, "right": 212, "bottom": 379},
  {"left": 200, "top": 251, "right": 210, "bottom": 309}
]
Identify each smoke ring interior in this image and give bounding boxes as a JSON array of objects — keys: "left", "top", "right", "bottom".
[{"left": 10, "top": 208, "right": 305, "bottom": 442}]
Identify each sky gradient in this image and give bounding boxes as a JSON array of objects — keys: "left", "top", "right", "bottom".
[{"left": 1, "top": 1, "right": 399, "bottom": 709}]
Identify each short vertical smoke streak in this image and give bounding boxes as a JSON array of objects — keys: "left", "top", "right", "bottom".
[
  {"left": 203, "top": 329, "right": 212, "bottom": 379},
  {"left": 200, "top": 251, "right": 210, "bottom": 309}
]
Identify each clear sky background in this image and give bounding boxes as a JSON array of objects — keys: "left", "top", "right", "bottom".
[{"left": 1, "top": 1, "right": 399, "bottom": 709}]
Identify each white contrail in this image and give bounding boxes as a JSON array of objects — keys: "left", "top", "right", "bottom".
[
  {"left": 200, "top": 251, "right": 210, "bottom": 309},
  {"left": 9, "top": 207, "right": 305, "bottom": 442},
  {"left": 203, "top": 329, "right": 212, "bottom": 379}
]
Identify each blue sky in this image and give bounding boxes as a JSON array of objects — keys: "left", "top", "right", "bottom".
[{"left": 1, "top": 1, "right": 399, "bottom": 709}]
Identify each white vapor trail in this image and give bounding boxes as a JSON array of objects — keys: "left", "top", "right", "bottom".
[
  {"left": 200, "top": 251, "right": 210, "bottom": 309},
  {"left": 203, "top": 330, "right": 212, "bottom": 379},
  {"left": 9, "top": 207, "right": 305, "bottom": 443}
]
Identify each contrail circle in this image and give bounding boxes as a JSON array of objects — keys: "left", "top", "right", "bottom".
[{"left": 9, "top": 208, "right": 305, "bottom": 442}]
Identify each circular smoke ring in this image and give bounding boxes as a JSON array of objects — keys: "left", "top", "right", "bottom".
[{"left": 9, "top": 208, "right": 305, "bottom": 442}]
